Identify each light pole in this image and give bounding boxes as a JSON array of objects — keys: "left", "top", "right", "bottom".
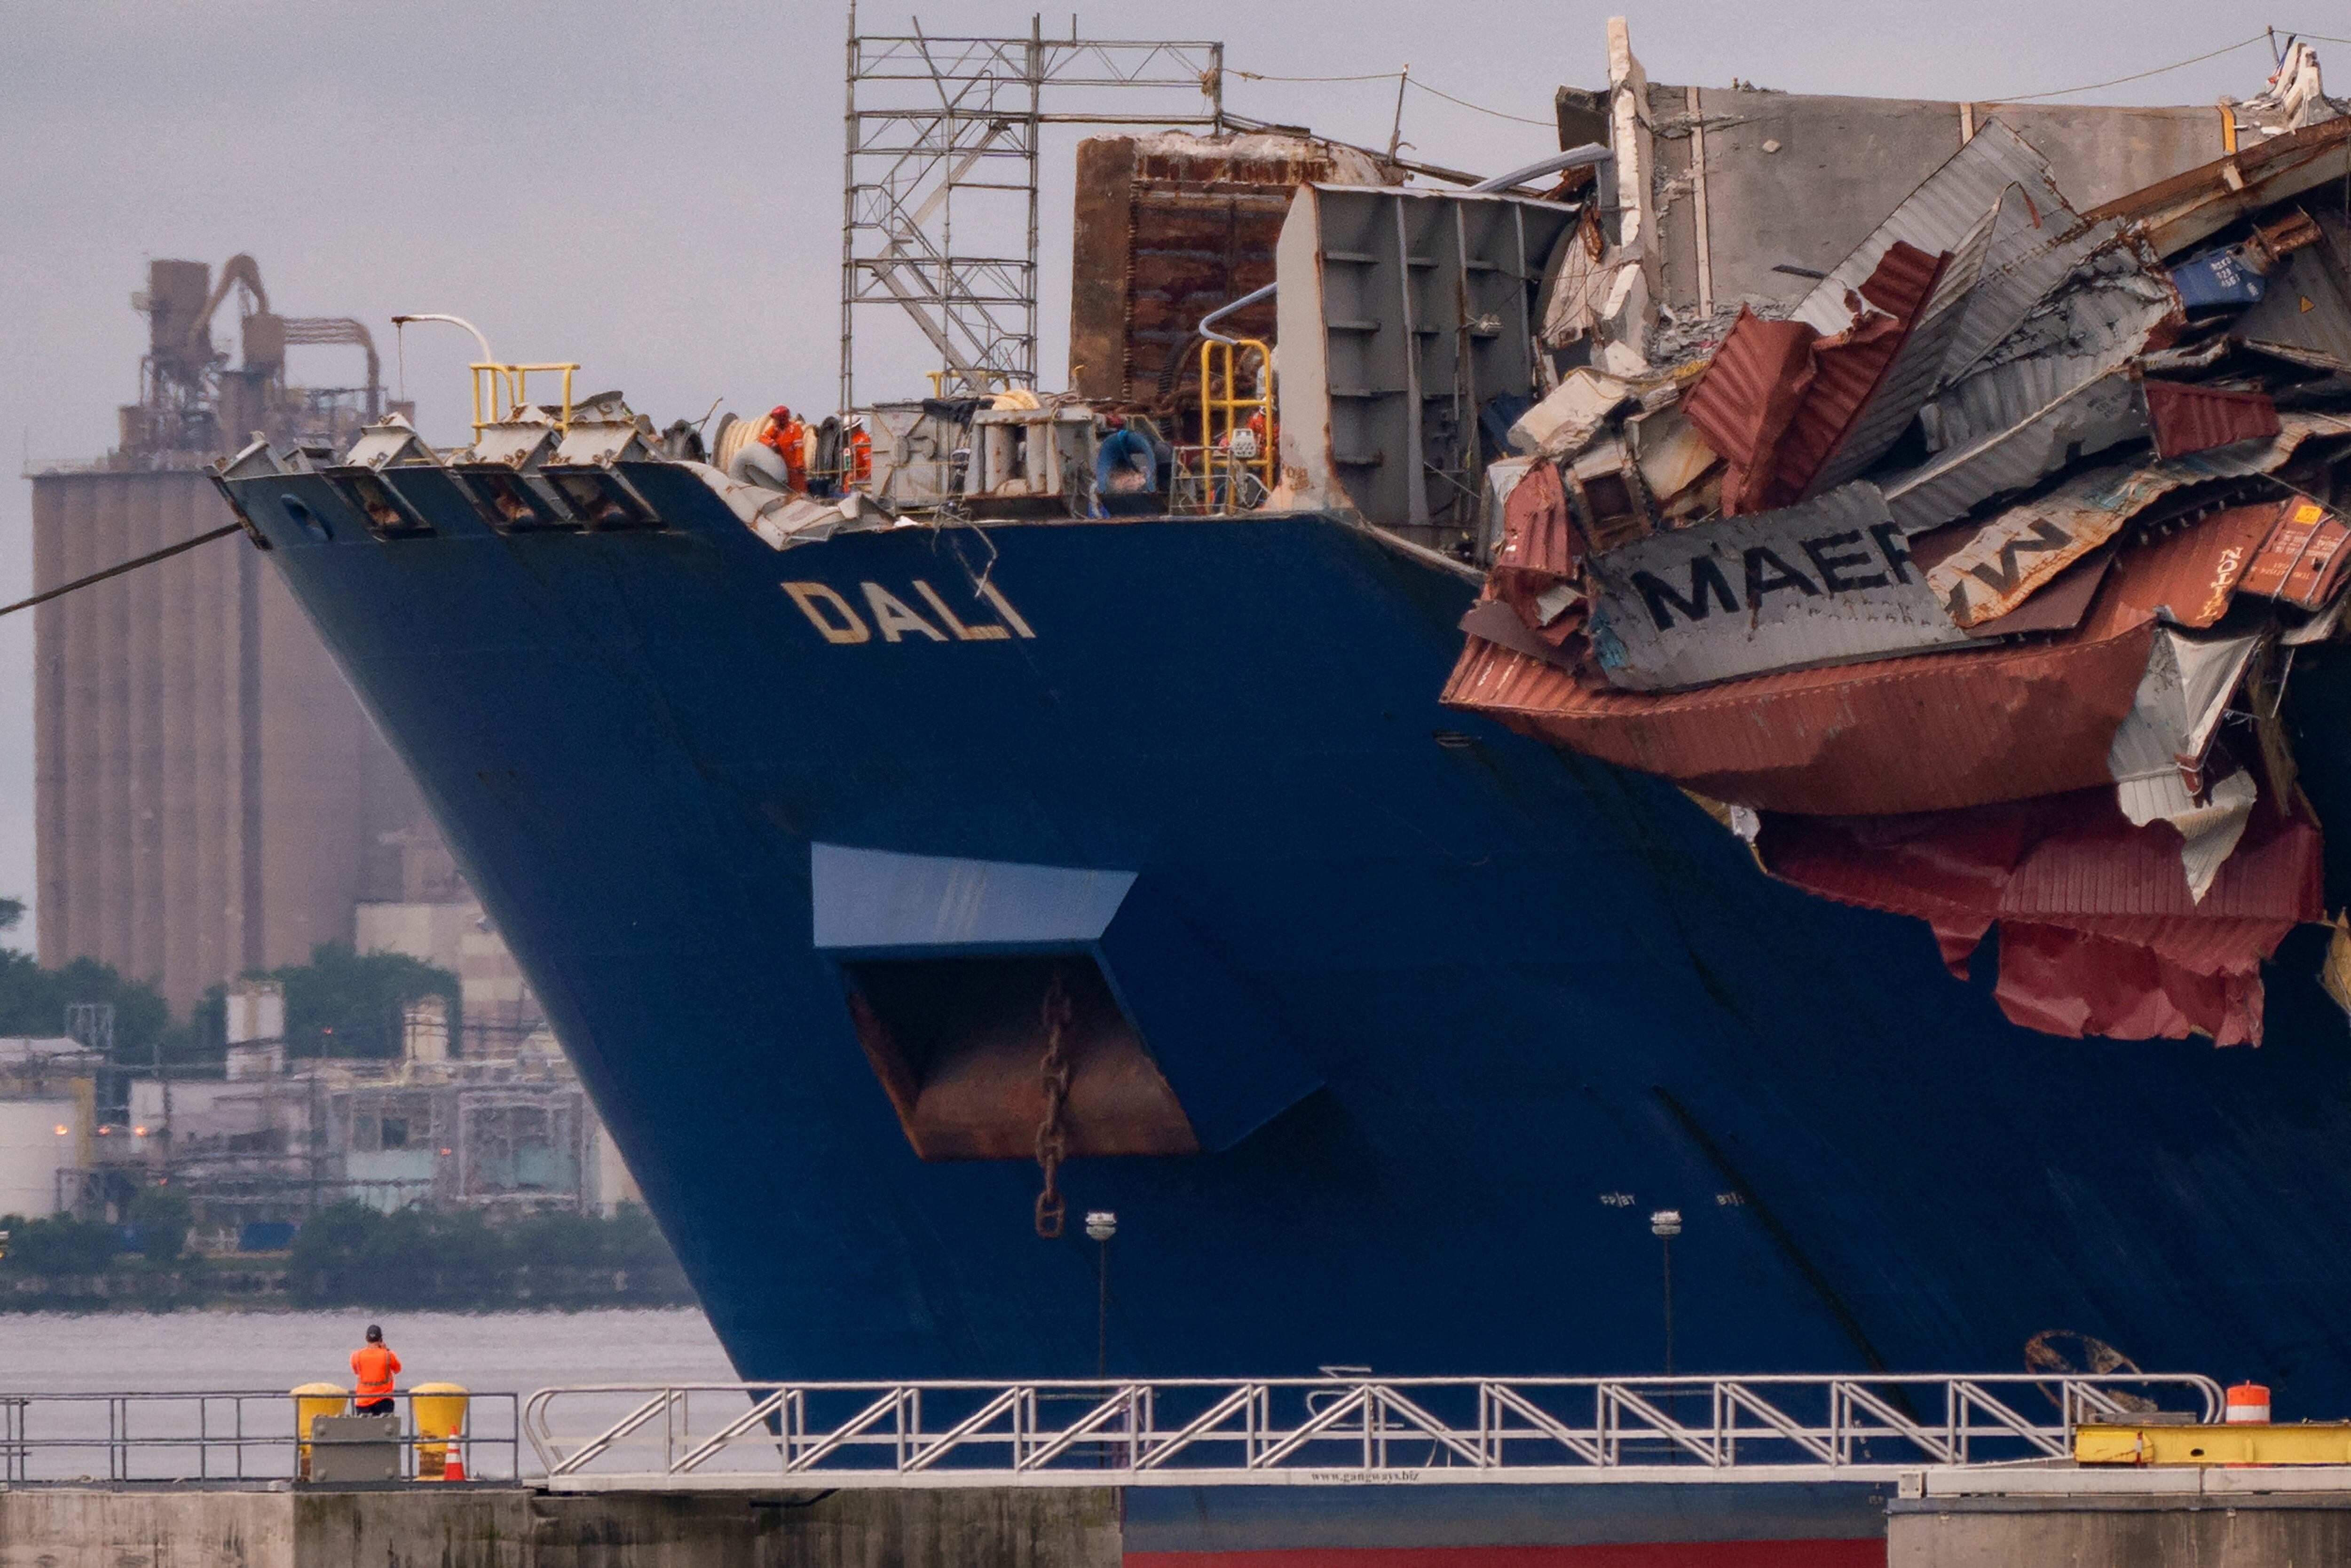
[
  {"left": 1649, "top": 1209, "right": 1682, "bottom": 1380},
  {"left": 1085, "top": 1210, "right": 1117, "bottom": 1379}
]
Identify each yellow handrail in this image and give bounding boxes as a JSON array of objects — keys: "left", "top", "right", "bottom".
[
  {"left": 1194, "top": 338, "right": 1274, "bottom": 510},
  {"left": 469, "top": 362, "right": 579, "bottom": 438},
  {"left": 925, "top": 368, "right": 1014, "bottom": 396}
]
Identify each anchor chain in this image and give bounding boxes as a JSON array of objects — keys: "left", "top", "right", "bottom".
[{"left": 1033, "top": 966, "right": 1074, "bottom": 1237}]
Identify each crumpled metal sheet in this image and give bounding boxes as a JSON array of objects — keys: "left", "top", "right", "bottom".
[
  {"left": 1489, "top": 458, "right": 1580, "bottom": 637},
  {"left": 2116, "top": 621, "right": 2257, "bottom": 842},
  {"left": 1883, "top": 364, "right": 2149, "bottom": 533},
  {"left": 1791, "top": 119, "right": 2073, "bottom": 335},
  {"left": 2142, "top": 379, "right": 2280, "bottom": 461},
  {"left": 1764, "top": 241, "right": 1950, "bottom": 503},
  {"left": 2234, "top": 235, "right": 2351, "bottom": 371},
  {"left": 1805, "top": 212, "right": 1996, "bottom": 496},
  {"left": 2103, "top": 503, "right": 2282, "bottom": 628},
  {"left": 1753, "top": 785, "right": 2320, "bottom": 1045},
  {"left": 1683, "top": 243, "right": 1950, "bottom": 515},
  {"left": 1938, "top": 214, "right": 2123, "bottom": 389},
  {"left": 1443, "top": 572, "right": 2159, "bottom": 815},
  {"left": 1585, "top": 482, "right": 1979, "bottom": 691},
  {"left": 1680, "top": 309, "right": 1820, "bottom": 505},
  {"left": 1927, "top": 412, "right": 2346, "bottom": 627}
]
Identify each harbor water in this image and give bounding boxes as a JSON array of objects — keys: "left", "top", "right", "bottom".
[{"left": 0, "top": 1306, "right": 734, "bottom": 1395}]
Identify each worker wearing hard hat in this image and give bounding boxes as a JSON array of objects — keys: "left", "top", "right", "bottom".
[
  {"left": 352, "top": 1324, "right": 401, "bottom": 1417},
  {"left": 759, "top": 406, "right": 810, "bottom": 493},
  {"left": 846, "top": 418, "right": 873, "bottom": 489}
]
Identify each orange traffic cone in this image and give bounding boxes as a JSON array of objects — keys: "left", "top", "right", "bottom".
[{"left": 443, "top": 1451, "right": 465, "bottom": 1482}]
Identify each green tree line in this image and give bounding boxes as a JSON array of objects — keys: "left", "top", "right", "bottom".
[{"left": 1, "top": 894, "right": 457, "bottom": 1066}]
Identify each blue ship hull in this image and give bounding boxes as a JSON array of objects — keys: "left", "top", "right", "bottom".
[{"left": 227, "top": 460, "right": 2351, "bottom": 1557}]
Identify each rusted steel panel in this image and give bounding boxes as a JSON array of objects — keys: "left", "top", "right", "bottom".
[
  {"left": 2104, "top": 503, "right": 2280, "bottom": 628},
  {"left": 1680, "top": 309, "right": 1816, "bottom": 506},
  {"left": 1765, "top": 241, "right": 1949, "bottom": 505},
  {"left": 1443, "top": 576, "right": 2159, "bottom": 816},
  {"left": 1755, "top": 786, "right": 2319, "bottom": 1044},
  {"left": 1067, "top": 134, "right": 1372, "bottom": 413},
  {"left": 2143, "top": 378, "right": 2280, "bottom": 460},
  {"left": 2242, "top": 497, "right": 2351, "bottom": 607},
  {"left": 1068, "top": 138, "right": 1138, "bottom": 402},
  {"left": 1586, "top": 482, "right": 1973, "bottom": 691}
]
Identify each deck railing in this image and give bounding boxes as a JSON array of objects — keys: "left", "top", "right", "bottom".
[
  {"left": 524, "top": 1372, "right": 2223, "bottom": 1489},
  {"left": 0, "top": 1389, "right": 521, "bottom": 1483}
]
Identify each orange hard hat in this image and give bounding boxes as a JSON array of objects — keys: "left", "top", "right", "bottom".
[{"left": 769, "top": 405, "right": 791, "bottom": 422}]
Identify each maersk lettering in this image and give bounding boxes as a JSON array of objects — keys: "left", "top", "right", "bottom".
[
  {"left": 1632, "top": 556, "right": 1738, "bottom": 630},
  {"left": 1632, "top": 526, "right": 1917, "bottom": 630},
  {"left": 1801, "top": 530, "right": 1888, "bottom": 593},
  {"left": 783, "top": 577, "right": 1037, "bottom": 645}
]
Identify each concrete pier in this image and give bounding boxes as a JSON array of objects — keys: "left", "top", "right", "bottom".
[
  {"left": 0, "top": 1484, "right": 1121, "bottom": 1568},
  {"left": 1889, "top": 1465, "right": 2351, "bottom": 1566}
]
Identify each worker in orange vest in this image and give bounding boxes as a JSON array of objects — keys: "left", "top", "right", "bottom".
[
  {"left": 760, "top": 405, "right": 809, "bottom": 493},
  {"left": 846, "top": 418, "right": 873, "bottom": 489},
  {"left": 352, "top": 1324, "right": 401, "bottom": 1417}
]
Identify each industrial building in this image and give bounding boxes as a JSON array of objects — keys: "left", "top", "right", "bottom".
[
  {"left": 28, "top": 256, "right": 456, "bottom": 1012},
  {"left": 27, "top": 981, "right": 636, "bottom": 1230}
]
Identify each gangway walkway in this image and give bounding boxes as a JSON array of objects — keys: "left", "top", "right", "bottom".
[{"left": 523, "top": 1373, "right": 2223, "bottom": 1490}]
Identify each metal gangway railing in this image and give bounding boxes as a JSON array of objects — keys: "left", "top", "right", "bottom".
[
  {"left": 524, "top": 1373, "right": 2224, "bottom": 1490},
  {"left": 0, "top": 1389, "right": 522, "bottom": 1484}
]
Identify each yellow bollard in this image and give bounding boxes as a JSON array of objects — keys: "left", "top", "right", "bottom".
[
  {"left": 410, "top": 1383, "right": 469, "bottom": 1480},
  {"left": 291, "top": 1383, "right": 348, "bottom": 1481}
]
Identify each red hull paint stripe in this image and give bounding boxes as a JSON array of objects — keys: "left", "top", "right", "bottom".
[{"left": 1127, "top": 1541, "right": 1882, "bottom": 1568}]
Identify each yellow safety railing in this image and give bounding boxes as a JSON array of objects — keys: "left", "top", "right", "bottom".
[
  {"left": 925, "top": 368, "right": 1015, "bottom": 396},
  {"left": 1192, "top": 338, "right": 1274, "bottom": 512},
  {"left": 469, "top": 362, "right": 580, "bottom": 438}
]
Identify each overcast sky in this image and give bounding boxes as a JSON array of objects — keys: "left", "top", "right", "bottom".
[{"left": 0, "top": 1, "right": 2333, "bottom": 959}]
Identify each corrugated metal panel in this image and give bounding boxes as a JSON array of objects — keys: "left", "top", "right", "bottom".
[
  {"left": 1765, "top": 241, "right": 1949, "bottom": 502},
  {"left": 1753, "top": 788, "right": 2317, "bottom": 1044},
  {"left": 1806, "top": 217, "right": 1995, "bottom": 494},
  {"left": 1883, "top": 366, "right": 2147, "bottom": 533},
  {"left": 1939, "top": 219, "right": 2125, "bottom": 387},
  {"left": 1679, "top": 309, "right": 1817, "bottom": 504},
  {"left": 1443, "top": 573, "right": 2159, "bottom": 815},
  {"left": 1680, "top": 242, "right": 1951, "bottom": 516},
  {"left": 1928, "top": 413, "right": 2342, "bottom": 626},
  {"left": 1792, "top": 120, "right": 2074, "bottom": 333},
  {"left": 2232, "top": 238, "right": 2351, "bottom": 371},
  {"left": 2143, "top": 379, "right": 2280, "bottom": 460},
  {"left": 2104, "top": 503, "right": 2280, "bottom": 628},
  {"left": 1586, "top": 482, "right": 1976, "bottom": 691}
]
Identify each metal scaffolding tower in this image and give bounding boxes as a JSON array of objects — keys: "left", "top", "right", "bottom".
[{"left": 841, "top": 9, "right": 1226, "bottom": 410}]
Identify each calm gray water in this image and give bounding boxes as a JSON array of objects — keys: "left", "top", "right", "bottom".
[{"left": 0, "top": 1306, "right": 738, "bottom": 1394}]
